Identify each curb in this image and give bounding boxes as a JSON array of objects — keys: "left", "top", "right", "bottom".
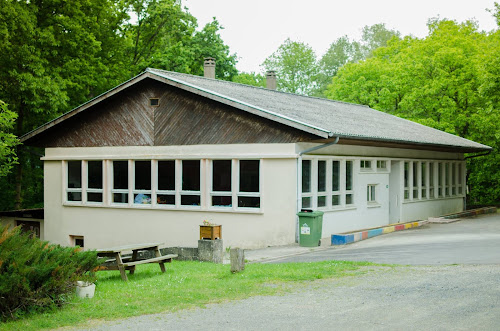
[{"left": 330, "top": 206, "right": 497, "bottom": 246}]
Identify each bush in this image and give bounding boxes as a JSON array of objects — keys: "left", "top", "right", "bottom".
[{"left": 0, "top": 225, "right": 101, "bottom": 321}]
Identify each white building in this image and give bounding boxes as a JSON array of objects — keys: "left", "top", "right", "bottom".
[{"left": 19, "top": 64, "right": 491, "bottom": 249}]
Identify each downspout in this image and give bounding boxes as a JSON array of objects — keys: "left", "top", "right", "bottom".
[
  {"left": 295, "top": 137, "right": 340, "bottom": 243},
  {"left": 463, "top": 149, "right": 492, "bottom": 211}
]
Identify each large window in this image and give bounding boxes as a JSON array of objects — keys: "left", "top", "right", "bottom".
[
  {"left": 67, "top": 161, "right": 82, "bottom": 202},
  {"left": 112, "top": 161, "right": 129, "bottom": 204},
  {"left": 157, "top": 160, "right": 175, "bottom": 205},
  {"left": 211, "top": 160, "right": 232, "bottom": 207},
  {"left": 301, "top": 158, "right": 355, "bottom": 210},
  {"left": 87, "top": 161, "right": 103, "bottom": 203},
  {"left": 181, "top": 160, "right": 201, "bottom": 206},
  {"left": 134, "top": 161, "right": 151, "bottom": 204},
  {"left": 238, "top": 160, "right": 260, "bottom": 208}
]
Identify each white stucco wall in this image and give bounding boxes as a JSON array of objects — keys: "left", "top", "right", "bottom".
[
  {"left": 43, "top": 144, "right": 298, "bottom": 249},
  {"left": 402, "top": 198, "right": 464, "bottom": 222}
]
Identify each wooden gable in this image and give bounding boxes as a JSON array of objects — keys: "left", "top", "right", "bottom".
[{"left": 28, "top": 78, "right": 317, "bottom": 148}]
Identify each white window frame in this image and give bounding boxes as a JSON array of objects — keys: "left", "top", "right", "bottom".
[
  {"left": 236, "top": 159, "right": 262, "bottom": 210},
  {"left": 86, "top": 160, "right": 104, "bottom": 205},
  {"left": 180, "top": 159, "right": 202, "bottom": 209},
  {"left": 155, "top": 159, "right": 176, "bottom": 208},
  {"left": 367, "top": 184, "right": 377, "bottom": 204},
  {"left": 132, "top": 160, "right": 153, "bottom": 206},
  {"left": 110, "top": 160, "right": 131, "bottom": 206},
  {"left": 360, "top": 160, "right": 372, "bottom": 172}
]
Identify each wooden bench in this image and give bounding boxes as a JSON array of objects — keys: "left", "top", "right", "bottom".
[{"left": 123, "top": 254, "right": 177, "bottom": 274}]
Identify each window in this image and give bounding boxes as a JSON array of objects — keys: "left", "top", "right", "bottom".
[
  {"left": 367, "top": 184, "right": 376, "bottom": 203},
  {"left": 112, "top": 161, "right": 129, "bottom": 204},
  {"left": 421, "top": 162, "right": 427, "bottom": 199},
  {"left": 412, "top": 162, "right": 418, "bottom": 199},
  {"left": 317, "top": 160, "right": 327, "bottom": 207},
  {"left": 458, "top": 163, "right": 464, "bottom": 195},
  {"left": 429, "top": 162, "right": 435, "bottom": 198},
  {"left": 302, "top": 160, "right": 312, "bottom": 209},
  {"left": 345, "top": 161, "right": 354, "bottom": 205},
  {"left": 445, "top": 163, "right": 450, "bottom": 196},
  {"left": 87, "top": 161, "right": 103, "bottom": 203},
  {"left": 238, "top": 160, "right": 260, "bottom": 208},
  {"left": 67, "top": 161, "right": 82, "bottom": 202},
  {"left": 332, "top": 160, "right": 340, "bottom": 206},
  {"left": 360, "top": 160, "right": 372, "bottom": 171},
  {"left": 157, "top": 160, "right": 175, "bottom": 205},
  {"left": 134, "top": 161, "right": 152, "bottom": 204},
  {"left": 71, "top": 235, "right": 84, "bottom": 248},
  {"left": 377, "top": 160, "right": 387, "bottom": 170},
  {"left": 404, "top": 162, "right": 410, "bottom": 200},
  {"left": 150, "top": 98, "right": 159, "bottom": 106},
  {"left": 438, "top": 163, "right": 443, "bottom": 197},
  {"left": 451, "top": 163, "right": 456, "bottom": 195},
  {"left": 211, "top": 160, "right": 232, "bottom": 207},
  {"left": 181, "top": 160, "right": 201, "bottom": 206}
]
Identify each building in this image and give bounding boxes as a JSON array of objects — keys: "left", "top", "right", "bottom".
[{"left": 19, "top": 59, "right": 491, "bottom": 249}]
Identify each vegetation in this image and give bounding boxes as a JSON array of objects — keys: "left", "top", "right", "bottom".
[
  {"left": 0, "top": 260, "right": 375, "bottom": 330},
  {"left": 0, "top": 225, "right": 100, "bottom": 321}
]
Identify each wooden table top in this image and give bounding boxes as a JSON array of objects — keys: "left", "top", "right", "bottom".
[{"left": 96, "top": 243, "right": 163, "bottom": 254}]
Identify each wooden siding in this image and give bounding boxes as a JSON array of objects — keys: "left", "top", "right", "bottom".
[{"left": 28, "top": 79, "right": 317, "bottom": 148}]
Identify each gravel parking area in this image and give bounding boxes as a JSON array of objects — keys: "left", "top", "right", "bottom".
[{"left": 79, "top": 264, "right": 500, "bottom": 331}]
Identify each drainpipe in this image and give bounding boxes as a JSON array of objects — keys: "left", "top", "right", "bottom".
[{"left": 295, "top": 137, "right": 339, "bottom": 242}]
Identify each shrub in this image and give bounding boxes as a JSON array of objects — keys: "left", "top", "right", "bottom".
[{"left": 0, "top": 225, "right": 101, "bottom": 321}]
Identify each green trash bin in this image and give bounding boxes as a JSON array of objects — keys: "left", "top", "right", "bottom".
[{"left": 298, "top": 210, "right": 324, "bottom": 247}]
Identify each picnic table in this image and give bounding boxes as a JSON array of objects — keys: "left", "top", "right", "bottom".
[{"left": 96, "top": 243, "right": 177, "bottom": 281}]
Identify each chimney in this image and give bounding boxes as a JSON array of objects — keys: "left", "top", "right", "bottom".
[
  {"left": 204, "top": 57, "right": 216, "bottom": 79},
  {"left": 266, "top": 70, "right": 277, "bottom": 90}
]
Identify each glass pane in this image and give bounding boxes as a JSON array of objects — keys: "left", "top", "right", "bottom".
[
  {"left": 430, "top": 188, "right": 435, "bottom": 197},
  {"left": 157, "top": 194, "right": 175, "bottom": 205},
  {"left": 302, "top": 197, "right": 311, "bottom": 208},
  {"left": 332, "top": 161, "right": 340, "bottom": 191},
  {"left": 445, "top": 163, "right": 449, "bottom": 185},
  {"left": 332, "top": 195, "right": 340, "bottom": 206},
  {"left": 413, "top": 189, "right": 418, "bottom": 198},
  {"left": 346, "top": 161, "right": 353, "bottom": 191},
  {"left": 429, "top": 163, "right": 434, "bottom": 185},
  {"left": 422, "top": 189, "right": 426, "bottom": 198},
  {"left": 213, "top": 160, "right": 232, "bottom": 192},
  {"left": 88, "top": 161, "right": 102, "bottom": 189},
  {"left": 302, "top": 160, "right": 311, "bottom": 193},
  {"left": 135, "top": 161, "right": 151, "bottom": 190},
  {"left": 181, "top": 195, "right": 200, "bottom": 206},
  {"left": 134, "top": 193, "right": 151, "bottom": 204},
  {"left": 404, "top": 162, "right": 409, "bottom": 188},
  {"left": 158, "top": 161, "right": 175, "bottom": 191},
  {"left": 182, "top": 160, "right": 200, "bottom": 191},
  {"left": 240, "top": 160, "right": 259, "bottom": 192},
  {"left": 212, "top": 196, "right": 232, "bottom": 207},
  {"left": 413, "top": 162, "right": 418, "bottom": 187},
  {"left": 346, "top": 194, "right": 353, "bottom": 205},
  {"left": 317, "top": 195, "right": 326, "bottom": 207},
  {"left": 113, "top": 193, "right": 128, "bottom": 203},
  {"left": 68, "top": 191, "right": 82, "bottom": 202},
  {"left": 113, "top": 161, "right": 128, "bottom": 190},
  {"left": 404, "top": 190, "right": 409, "bottom": 199},
  {"left": 318, "top": 161, "right": 326, "bottom": 192},
  {"left": 421, "top": 163, "right": 426, "bottom": 186},
  {"left": 68, "top": 161, "right": 81, "bottom": 189},
  {"left": 87, "top": 192, "right": 102, "bottom": 202},
  {"left": 238, "top": 196, "right": 260, "bottom": 208},
  {"left": 452, "top": 164, "right": 456, "bottom": 185},
  {"left": 371, "top": 186, "right": 376, "bottom": 201}
]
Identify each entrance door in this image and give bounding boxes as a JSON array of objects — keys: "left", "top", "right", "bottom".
[{"left": 389, "top": 161, "right": 401, "bottom": 224}]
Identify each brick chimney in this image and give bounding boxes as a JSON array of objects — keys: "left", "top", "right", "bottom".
[
  {"left": 266, "top": 70, "right": 277, "bottom": 90},
  {"left": 204, "top": 57, "right": 216, "bottom": 79}
]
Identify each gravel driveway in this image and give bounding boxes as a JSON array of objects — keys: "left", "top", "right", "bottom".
[{"left": 79, "top": 264, "right": 500, "bottom": 331}]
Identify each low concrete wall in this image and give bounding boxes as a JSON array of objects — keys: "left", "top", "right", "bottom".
[{"left": 136, "top": 239, "right": 223, "bottom": 263}]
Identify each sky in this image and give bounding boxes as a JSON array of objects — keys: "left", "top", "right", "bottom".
[{"left": 183, "top": 0, "right": 498, "bottom": 73}]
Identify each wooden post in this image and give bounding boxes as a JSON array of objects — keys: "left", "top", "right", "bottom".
[{"left": 230, "top": 248, "right": 245, "bottom": 273}]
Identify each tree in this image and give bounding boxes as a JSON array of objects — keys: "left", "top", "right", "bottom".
[
  {"left": 0, "top": 101, "right": 18, "bottom": 178},
  {"left": 232, "top": 72, "right": 266, "bottom": 88},
  {"left": 326, "top": 19, "right": 500, "bottom": 204},
  {"left": 360, "top": 23, "right": 401, "bottom": 57},
  {"left": 262, "top": 38, "right": 319, "bottom": 95}
]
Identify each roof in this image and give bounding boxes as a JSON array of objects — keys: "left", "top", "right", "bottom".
[
  {"left": 0, "top": 208, "right": 44, "bottom": 219},
  {"left": 21, "top": 68, "right": 491, "bottom": 152}
]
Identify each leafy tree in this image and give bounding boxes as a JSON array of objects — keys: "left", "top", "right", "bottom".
[
  {"left": 326, "top": 19, "right": 500, "bottom": 204},
  {"left": 262, "top": 38, "right": 319, "bottom": 95},
  {"left": 360, "top": 23, "right": 401, "bottom": 57},
  {"left": 232, "top": 72, "right": 266, "bottom": 88},
  {"left": 0, "top": 101, "right": 18, "bottom": 178}
]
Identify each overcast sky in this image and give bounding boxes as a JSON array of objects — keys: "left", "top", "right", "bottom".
[{"left": 183, "top": 0, "right": 498, "bottom": 73}]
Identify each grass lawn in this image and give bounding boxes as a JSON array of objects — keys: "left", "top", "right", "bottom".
[{"left": 1, "top": 260, "right": 377, "bottom": 330}]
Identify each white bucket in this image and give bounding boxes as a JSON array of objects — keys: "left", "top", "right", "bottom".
[{"left": 75, "top": 281, "right": 96, "bottom": 299}]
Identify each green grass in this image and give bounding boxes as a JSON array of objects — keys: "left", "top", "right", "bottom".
[{"left": 1, "top": 260, "right": 375, "bottom": 330}]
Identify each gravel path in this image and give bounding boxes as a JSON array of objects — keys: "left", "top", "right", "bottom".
[{"left": 77, "top": 264, "right": 500, "bottom": 331}]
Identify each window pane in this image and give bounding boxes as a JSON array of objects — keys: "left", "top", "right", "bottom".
[
  {"left": 158, "top": 161, "right": 175, "bottom": 191},
  {"left": 238, "top": 196, "right": 260, "bottom": 208},
  {"left": 212, "top": 196, "right": 232, "bottom": 207},
  {"left": 332, "top": 161, "right": 339, "bottom": 191},
  {"left": 88, "top": 161, "right": 102, "bottom": 189},
  {"left": 413, "top": 162, "right": 418, "bottom": 187},
  {"left": 135, "top": 161, "right": 151, "bottom": 190},
  {"left": 302, "top": 160, "right": 311, "bottom": 193},
  {"left": 318, "top": 161, "right": 326, "bottom": 192},
  {"left": 157, "top": 194, "right": 175, "bottom": 205},
  {"left": 87, "top": 192, "right": 102, "bottom": 202},
  {"left": 346, "top": 161, "right": 353, "bottom": 191},
  {"left": 113, "top": 193, "right": 128, "bottom": 203},
  {"left": 332, "top": 195, "right": 340, "bottom": 206},
  {"left": 302, "top": 197, "right": 311, "bottom": 209},
  {"left": 404, "top": 162, "right": 409, "bottom": 188},
  {"left": 134, "top": 193, "right": 151, "bottom": 204},
  {"left": 421, "top": 163, "right": 426, "bottom": 186},
  {"left": 318, "top": 195, "right": 326, "bottom": 207},
  {"left": 182, "top": 160, "right": 200, "bottom": 191},
  {"left": 240, "top": 160, "right": 259, "bottom": 192},
  {"left": 181, "top": 195, "right": 200, "bottom": 206},
  {"left": 68, "top": 192, "right": 82, "bottom": 202},
  {"left": 213, "top": 160, "right": 231, "bottom": 192},
  {"left": 452, "top": 163, "right": 456, "bottom": 185},
  {"left": 113, "top": 161, "right": 128, "bottom": 190},
  {"left": 346, "top": 194, "right": 353, "bottom": 205},
  {"left": 68, "top": 161, "right": 81, "bottom": 189}
]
